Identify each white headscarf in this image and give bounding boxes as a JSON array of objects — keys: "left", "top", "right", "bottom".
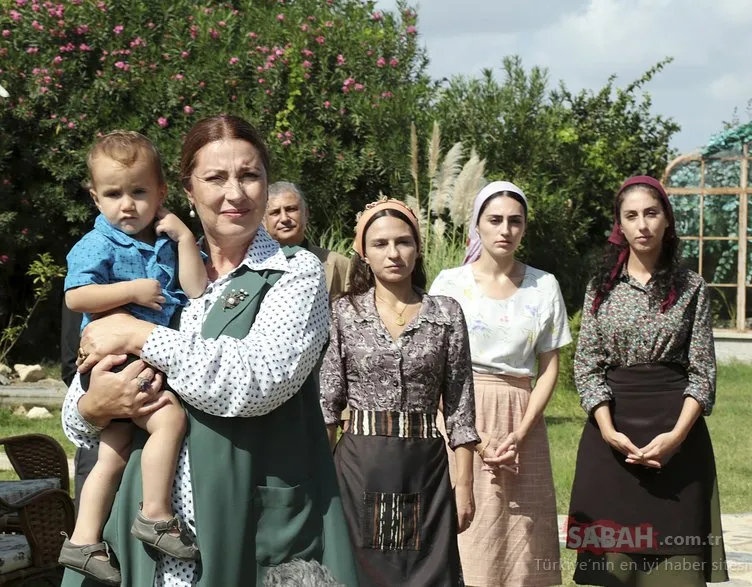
[{"left": 463, "top": 181, "right": 528, "bottom": 264}]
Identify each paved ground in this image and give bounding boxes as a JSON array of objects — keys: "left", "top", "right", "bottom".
[{"left": 558, "top": 514, "right": 752, "bottom": 585}]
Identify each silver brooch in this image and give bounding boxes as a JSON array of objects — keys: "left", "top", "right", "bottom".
[{"left": 221, "top": 288, "right": 249, "bottom": 311}]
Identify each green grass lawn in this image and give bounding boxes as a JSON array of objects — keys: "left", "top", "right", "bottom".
[{"left": 0, "top": 407, "right": 76, "bottom": 457}]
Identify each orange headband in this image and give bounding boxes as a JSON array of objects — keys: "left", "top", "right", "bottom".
[{"left": 353, "top": 198, "right": 421, "bottom": 257}]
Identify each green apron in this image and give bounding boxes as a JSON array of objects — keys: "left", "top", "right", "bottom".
[{"left": 62, "top": 246, "right": 358, "bottom": 587}]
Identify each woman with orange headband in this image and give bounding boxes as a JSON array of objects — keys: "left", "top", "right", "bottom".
[
  {"left": 319, "top": 198, "right": 480, "bottom": 586},
  {"left": 566, "top": 176, "right": 728, "bottom": 585}
]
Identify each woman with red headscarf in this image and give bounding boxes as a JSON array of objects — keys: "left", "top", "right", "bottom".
[{"left": 566, "top": 176, "right": 728, "bottom": 586}]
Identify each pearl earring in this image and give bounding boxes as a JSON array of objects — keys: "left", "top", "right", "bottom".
[{"left": 189, "top": 204, "right": 196, "bottom": 219}]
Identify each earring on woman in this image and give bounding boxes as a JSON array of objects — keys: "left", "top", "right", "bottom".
[{"left": 189, "top": 203, "right": 196, "bottom": 218}]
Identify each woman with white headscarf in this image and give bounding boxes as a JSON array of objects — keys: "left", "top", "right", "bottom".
[{"left": 430, "top": 181, "right": 571, "bottom": 586}]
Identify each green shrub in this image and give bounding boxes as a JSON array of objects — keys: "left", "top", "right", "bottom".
[{"left": 0, "top": 0, "right": 431, "bottom": 360}]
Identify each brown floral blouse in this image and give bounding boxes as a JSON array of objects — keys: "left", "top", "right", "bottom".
[
  {"left": 575, "top": 268, "right": 716, "bottom": 416},
  {"left": 319, "top": 288, "right": 480, "bottom": 449}
]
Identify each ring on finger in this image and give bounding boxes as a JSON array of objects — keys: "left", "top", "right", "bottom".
[
  {"left": 77, "top": 347, "right": 88, "bottom": 361},
  {"left": 136, "top": 375, "right": 151, "bottom": 393}
]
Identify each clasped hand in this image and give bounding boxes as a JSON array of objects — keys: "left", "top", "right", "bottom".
[
  {"left": 603, "top": 429, "right": 682, "bottom": 469},
  {"left": 480, "top": 432, "right": 520, "bottom": 476}
]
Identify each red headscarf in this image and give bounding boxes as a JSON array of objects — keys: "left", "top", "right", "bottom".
[{"left": 591, "top": 175, "right": 678, "bottom": 314}]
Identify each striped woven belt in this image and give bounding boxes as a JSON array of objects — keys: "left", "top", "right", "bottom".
[{"left": 347, "top": 409, "right": 442, "bottom": 439}]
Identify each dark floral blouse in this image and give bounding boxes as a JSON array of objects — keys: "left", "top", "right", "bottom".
[
  {"left": 575, "top": 268, "right": 716, "bottom": 415},
  {"left": 319, "top": 288, "right": 480, "bottom": 449}
]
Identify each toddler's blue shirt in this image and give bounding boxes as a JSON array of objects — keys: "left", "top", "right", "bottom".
[{"left": 64, "top": 214, "right": 188, "bottom": 331}]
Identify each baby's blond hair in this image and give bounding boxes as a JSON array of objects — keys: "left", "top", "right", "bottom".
[{"left": 87, "top": 130, "right": 165, "bottom": 188}]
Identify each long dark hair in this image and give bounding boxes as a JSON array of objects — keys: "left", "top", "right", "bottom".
[
  {"left": 591, "top": 183, "right": 682, "bottom": 314},
  {"left": 344, "top": 209, "right": 426, "bottom": 308}
]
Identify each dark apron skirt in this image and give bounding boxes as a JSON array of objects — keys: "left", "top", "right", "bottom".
[
  {"left": 567, "top": 363, "right": 728, "bottom": 584},
  {"left": 334, "top": 409, "right": 463, "bottom": 587}
]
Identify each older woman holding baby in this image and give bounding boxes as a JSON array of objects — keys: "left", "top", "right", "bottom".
[{"left": 61, "top": 115, "right": 357, "bottom": 587}]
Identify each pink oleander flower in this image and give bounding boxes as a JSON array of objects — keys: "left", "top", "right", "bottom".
[
  {"left": 302, "top": 60, "right": 312, "bottom": 68},
  {"left": 354, "top": 83, "right": 364, "bottom": 91},
  {"left": 174, "top": 73, "right": 184, "bottom": 80},
  {"left": 157, "top": 117, "right": 168, "bottom": 128},
  {"left": 26, "top": 47, "right": 39, "bottom": 54},
  {"left": 218, "top": 20, "right": 226, "bottom": 27},
  {"left": 79, "top": 43, "right": 91, "bottom": 51},
  {"left": 231, "top": 94, "right": 237, "bottom": 101},
  {"left": 1, "top": 30, "right": 11, "bottom": 38},
  {"left": 183, "top": 105, "right": 194, "bottom": 114},
  {"left": 406, "top": 25, "right": 417, "bottom": 34},
  {"left": 0, "top": 255, "right": 9, "bottom": 264},
  {"left": 10, "top": 10, "right": 22, "bottom": 21},
  {"left": 276, "top": 13, "right": 284, "bottom": 21},
  {"left": 113, "top": 24, "right": 124, "bottom": 35},
  {"left": 307, "top": 15, "right": 315, "bottom": 21},
  {"left": 209, "top": 28, "right": 219, "bottom": 39},
  {"left": 256, "top": 66, "right": 263, "bottom": 72},
  {"left": 53, "top": 55, "right": 63, "bottom": 64},
  {"left": 300, "top": 24, "right": 309, "bottom": 32},
  {"left": 39, "top": 86, "right": 49, "bottom": 94},
  {"left": 16, "top": 0, "right": 27, "bottom": 6},
  {"left": 389, "top": 57, "right": 398, "bottom": 67},
  {"left": 248, "top": 32, "right": 257, "bottom": 39},
  {"left": 371, "top": 11, "right": 383, "bottom": 21},
  {"left": 67, "top": 122, "right": 75, "bottom": 128},
  {"left": 301, "top": 48, "right": 314, "bottom": 57},
  {"left": 381, "top": 91, "right": 393, "bottom": 98},
  {"left": 304, "top": 73, "right": 310, "bottom": 79},
  {"left": 114, "top": 61, "right": 127, "bottom": 69},
  {"left": 376, "top": 57, "right": 385, "bottom": 67},
  {"left": 199, "top": 81, "right": 205, "bottom": 87},
  {"left": 258, "top": 78, "right": 265, "bottom": 84},
  {"left": 32, "top": 20, "right": 44, "bottom": 31},
  {"left": 336, "top": 54, "right": 345, "bottom": 65},
  {"left": 76, "top": 25, "right": 89, "bottom": 34},
  {"left": 315, "top": 36, "right": 325, "bottom": 44},
  {"left": 190, "top": 25, "right": 198, "bottom": 39},
  {"left": 324, "top": 21, "right": 334, "bottom": 27},
  {"left": 130, "top": 37, "right": 145, "bottom": 48},
  {"left": 229, "top": 56, "right": 239, "bottom": 64},
  {"left": 181, "top": 51, "right": 189, "bottom": 58}
]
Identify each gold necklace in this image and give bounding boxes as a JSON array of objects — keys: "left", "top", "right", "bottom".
[{"left": 375, "top": 295, "right": 413, "bottom": 326}]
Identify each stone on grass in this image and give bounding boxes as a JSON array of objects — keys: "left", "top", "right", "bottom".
[
  {"left": 0, "top": 373, "right": 9, "bottom": 386},
  {"left": 13, "top": 405, "right": 27, "bottom": 416},
  {"left": 13, "top": 364, "right": 45, "bottom": 383},
  {"left": 0, "top": 363, "right": 11, "bottom": 377},
  {"left": 26, "top": 406, "right": 52, "bottom": 420}
]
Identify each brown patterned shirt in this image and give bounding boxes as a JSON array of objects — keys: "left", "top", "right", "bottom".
[
  {"left": 575, "top": 268, "right": 716, "bottom": 415},
  {"left": 319, "top": 288, "right": 480, "bottom": 449}
]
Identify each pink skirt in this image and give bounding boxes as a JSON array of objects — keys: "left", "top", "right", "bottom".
[{"left": 439, "top": 372, "right": 561, "bottom": 587}]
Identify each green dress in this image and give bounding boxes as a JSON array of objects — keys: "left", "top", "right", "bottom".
[{"left": 62, "top": 246, "right": 358, "bottom": 587}]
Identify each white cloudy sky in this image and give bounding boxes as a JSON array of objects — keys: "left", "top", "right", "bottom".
[{"left": 376, "top": 0, "right": 752, "bottom": 153}]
